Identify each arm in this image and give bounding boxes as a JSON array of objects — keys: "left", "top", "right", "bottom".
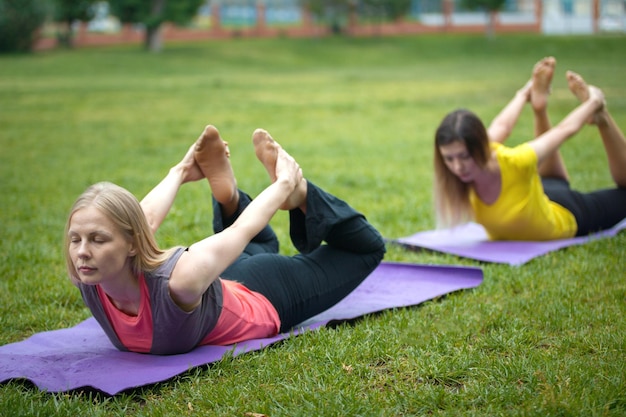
[
  {"left": 528, "top": 86, "right": 604, "bottom": 164},
  {"left": 168, "top": 151, "right": 301, "bottom": 311},
  {"left": 487, "top": 81, "right": 532, "bottom": 144},
  {"left": 140, "top": 143, "right": 203, "bottom": 234}
]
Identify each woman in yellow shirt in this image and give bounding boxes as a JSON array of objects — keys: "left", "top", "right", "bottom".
[{"left": 433, "top": 57, "right": 626, "bottom": 241}]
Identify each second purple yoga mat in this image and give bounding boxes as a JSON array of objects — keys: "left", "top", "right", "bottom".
[{"left": 391, "top": 219, "right": 626, "bottom": 265}]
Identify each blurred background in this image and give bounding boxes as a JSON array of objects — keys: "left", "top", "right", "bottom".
[{"left": 2, "top": 0, "right": 625, "bottom": 54}]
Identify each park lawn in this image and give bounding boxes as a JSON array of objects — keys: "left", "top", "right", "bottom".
[{"left": 0, "top": 33, "right": 625, "bottom": 416}]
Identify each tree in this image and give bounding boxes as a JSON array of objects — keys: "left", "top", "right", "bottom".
[
  {"left": 302, "top": 0, "right": 352, "bottom": 34},
  {"left": 0, "top": 0, "right": 48, "bottom": 53},
  {"left": 383, "top": 0, "right": 412, "bottom": 21},
  {"left": 461, "top": 0, "right": 507, "bottom": 38},
  {"left": 304, "top": 0, "right": 411, "bottom": 34},
  {"left": 52, "top": 0, "right": 95, "bottom": 48},
  {"left": 361, "top": 0, "right": 411, "bottom": 22},
  {"left": 108, "top": 0, "right": 204, "bottom": 52}
]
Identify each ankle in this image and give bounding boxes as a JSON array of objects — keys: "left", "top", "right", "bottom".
[
  {"left": 281, "top": 179, "right": 307, "bottom": 211},
  {"left": 214, "top": 180, "right": 237, "bottom": 204}
]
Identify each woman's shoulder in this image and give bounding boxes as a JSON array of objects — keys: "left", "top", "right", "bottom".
[
  {"left": 145, "top": 246, "right": 187, "bottom": 280},
  {"left": 494, "top": 141, "right": 534, "bottom": 157},
  {"left": 495, "top": 142, "right": 537, "bottom": 172}
]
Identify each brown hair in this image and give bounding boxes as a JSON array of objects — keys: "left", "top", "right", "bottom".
[
  {"left": 64, "top": 182, "right": 177, "bottom": 284},
  {"left": 433, "top": 109, "right": 490, "bottom": 228}
]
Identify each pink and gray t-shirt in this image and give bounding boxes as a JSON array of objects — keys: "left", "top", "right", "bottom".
[{"left": 79, "top": 247, "right": 280, "bottom": 355}]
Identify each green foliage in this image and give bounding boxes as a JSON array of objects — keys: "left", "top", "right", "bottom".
[
  {"left": 0, "top": 0, "right": 48, "bottom": 53},
  {"left": 461, "top": 0, "right": 507, "bottom": 12},
  {"left": 303, "top": 0, "right": 413, "bottom": 32},
  {"left": 302, "top": 0, "right": 352, "bottom": 33},
  {"left": 51, "top": 0, "right": 96, "bottom": 47},
  {"left": 362, "top": 0, "right": 412, "bottom": 21},
  {"left": 460, "top": 0, "right": 507, "bottom": 38},
  {"left": 108, "top": 0, "right": 143, "bottom": 24},
  {"left": 303, "top": 0, "right": 411, "bottom": 32},
  {"left": 52, "top": 0, "right": 94, "bottom": 23},
  {"left": 107, "top": 0, "right": 203, "bottom": 51},
  {"left": 108, "top": 0, "right": 203, "bottom": 29},
  {"left": 0, "top": 34, "right": 625, "bottom": 415},
  {"left": 165, "top": 0, "right": 205, "bottom": 26}
]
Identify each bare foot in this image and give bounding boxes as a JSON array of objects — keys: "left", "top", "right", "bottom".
[
  {"left": 530, "top": 56, "right": 556, "bottom": 112},
  {"left": 194, "top": 125, "right": 238, "bottom": 207},
  {"left": 566, "top": 71, "right": 589, "bottom": 102},
  {"left": 253, "top": 128, "right": 280, "bottom": 182},
  {"left": 566, "top": 70, "right": 605, "bottom": 124},
  {"left": 253, "top": 128, "right": 307, "bottom": 211}
]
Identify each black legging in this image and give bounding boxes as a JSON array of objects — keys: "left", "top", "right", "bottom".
[
  {"left": 212, "top": 182, "right": 386, "bottom": 332},
  {"left": 542, "top": 177, "right": 626, "bottom": 236}
]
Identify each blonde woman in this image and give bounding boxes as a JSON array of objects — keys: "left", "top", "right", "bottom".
[
  {"left": 65, "top": 126, "right": 385, "bottom": 354},
  {"left": 433, "top": 57, "right": 626, "bottom": 240}
]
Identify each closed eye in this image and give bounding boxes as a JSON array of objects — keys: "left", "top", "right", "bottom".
[{"left": 90, "top": 233, "right": 111, "bottom": 243}]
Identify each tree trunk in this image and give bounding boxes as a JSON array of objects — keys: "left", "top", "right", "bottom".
[
  {"left": 486, "top": 10, "right": 497, "bottom": 39},
  {"left": 57, "top": 20, "right": 74, "bottom": 48},
  {"left": 145, "top": 0, "right": 166, "bottom": 52},
  {"left": 145, "top": 24, "right": 163, "bottom": 52}
]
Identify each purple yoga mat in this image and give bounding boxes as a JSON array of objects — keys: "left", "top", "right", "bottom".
[
  {"left": 0, "top": 262, "right": 482, "bottom": 395},
  {"left": 391, "top": 218, "right": 626, "bottom": 266}
]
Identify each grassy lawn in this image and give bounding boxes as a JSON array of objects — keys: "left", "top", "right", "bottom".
[{"left": 0, "top": 33, "right": 625, "bottom": 416}]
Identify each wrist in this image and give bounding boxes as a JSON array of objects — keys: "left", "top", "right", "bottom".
[
  {"left": 594, "top": 109, "right": 609, "bottom": 127},
  {"left": 168, "top": 164, "right": 187, "bottom": 183},
  {"left": 274, "top": 175, "right": 297, "bottom": 194}
]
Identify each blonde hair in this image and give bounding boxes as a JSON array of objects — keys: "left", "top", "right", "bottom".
[
  {"left": 433, "top": 109, "right": 490, "bottom": 229},
  {"left": 64, "top": 182, "right": 177, "bottom": 284}
]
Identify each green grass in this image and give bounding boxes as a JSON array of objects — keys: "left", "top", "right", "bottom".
[{"left": 1, "top": 33, "right": 625, "bottom": 416}]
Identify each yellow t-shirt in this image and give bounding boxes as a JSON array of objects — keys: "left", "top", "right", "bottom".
[{"left": 469, "top": 142, "right": 577, "bottom": 241}]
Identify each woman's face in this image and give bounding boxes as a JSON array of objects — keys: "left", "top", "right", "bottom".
[
  {"left": 439, "top": 141, "right": 480, "bottom": 183},
  {"left": 68, "top": 205, "right": 136, "bottom": 286}
]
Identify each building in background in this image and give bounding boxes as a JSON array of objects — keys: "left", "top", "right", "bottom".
[
  {"left": 38, "top": 0, "right": 624, "bottom": 51},
  {"left": 85, "top": 0, "right": 625, "bottom": 35},
  {"left": 542, "top": 0, "right": 625, "bottom": 33},
  {"left": 206, "top": 0, "right": 625, "bottom": 34}
]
